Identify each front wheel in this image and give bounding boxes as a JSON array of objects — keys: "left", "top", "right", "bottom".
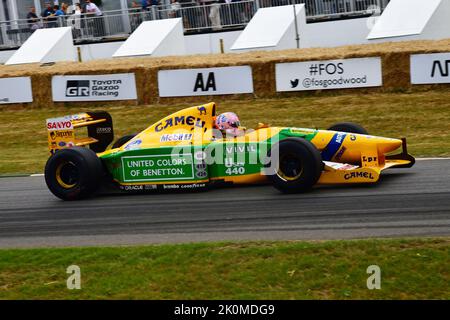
[
  {"left": 266, "top": 138, "right": 323, "bottom": 194},
  {"left": 45, "top": 147, "right": 104, "bottom": 200}
]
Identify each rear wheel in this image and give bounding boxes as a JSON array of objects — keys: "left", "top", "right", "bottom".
[
  {"left": 45, "top": 147, "right": 103, "bottom": 200},
  {"left": 111, "top": 134, "right": 137, "bottom": 149},
  {"left": 267, "top": 138, "right": 323, "bottom": 194},
  {"left": 327, "top": 122, "right": 368, "bottom": 135}
]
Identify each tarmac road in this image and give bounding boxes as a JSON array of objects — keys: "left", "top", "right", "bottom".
[{"left": 0, "top": 159, "right": 449, "bottom": 248}]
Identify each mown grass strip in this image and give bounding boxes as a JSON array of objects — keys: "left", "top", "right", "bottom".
[{"left": 0, "top": 238, "right": 448, "bottom": 300}]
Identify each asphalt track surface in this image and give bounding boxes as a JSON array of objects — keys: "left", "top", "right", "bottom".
[{"left": 0, "top": 159, "right": 449, "bottom": 248}]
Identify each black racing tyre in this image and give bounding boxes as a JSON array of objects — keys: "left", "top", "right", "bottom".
[
  {"left": 267, "top": 138, "right": 323, "bottom": 194},
  {"left": 111, "top": 134, "right": 137, "bottom": 149},
  {"left": 327, "top": 122, "right": 368, "bottom": 135},
  {"left": 45, "top": 147, "right": 104, "bottom": 201}
]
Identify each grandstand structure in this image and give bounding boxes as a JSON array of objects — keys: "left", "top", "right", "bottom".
[
  {"left": 231, "top": 4, "right": 306, "bottom": 52},
  {"left": 0, "top": 0, "right": 390, "bottom": 50},
  {"left": 113, "top": 18, "right": 185, "bottom": 58},
  {"left": 368, "top": 0, "right": 450, "bottom": 41},
  {"left": 5, "top": 26, "right": 76, "bottom": 65}
]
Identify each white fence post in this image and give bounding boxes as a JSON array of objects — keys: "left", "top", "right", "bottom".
[{"left": 349, "top": 0, "right": 355, "bottom": 11}]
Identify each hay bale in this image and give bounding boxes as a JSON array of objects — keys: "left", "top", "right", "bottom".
[{"left": 1, "top": 39, "right": 450, "bottom": 108}]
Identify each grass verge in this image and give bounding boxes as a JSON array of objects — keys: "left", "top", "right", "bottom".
[
  {"left": 1, "top": 90, "right": 450, "bottom": 174},
  {"left": 0, "top": 238, "right": 448, "bottom": 300}
]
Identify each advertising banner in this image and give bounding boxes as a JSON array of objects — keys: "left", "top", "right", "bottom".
[
  {"left": 0, "top": 77, "right": 33, "bottom": 104},
  {"left": 121, "top": 154, "right": 195, "bottom": 183},
  {"left": 275, "top": 58, "right": 383, "bottom": 92},
  {"left": 52, "top": 73, "right": 138, "bottom": 102},
  {"left": 411, "top": 53, "right": 450, "bottom": 84},
  {"left": 158, "top": 66, "right": 254, "bottom": 97}
]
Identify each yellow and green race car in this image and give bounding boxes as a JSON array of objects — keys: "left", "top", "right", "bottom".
[{"left": 44, "top": 102, "right": 415, "bottom": 200}]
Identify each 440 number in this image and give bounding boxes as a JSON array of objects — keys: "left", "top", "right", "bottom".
[{"left": 225, "top": 167, "right": 245, "bottom": 175}]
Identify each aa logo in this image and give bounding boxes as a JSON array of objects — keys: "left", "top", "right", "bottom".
[{"left": 193, "top": 72, "right": 216, "bottom": 92}]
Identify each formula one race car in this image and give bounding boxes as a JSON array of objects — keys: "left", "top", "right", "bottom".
[{"left": 44, "top": 102, "right": 415, "bottom": 200}]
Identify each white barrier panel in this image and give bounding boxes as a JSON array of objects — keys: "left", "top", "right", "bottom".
[
  {"left": 368, "top": 0, "right": 450, "bottom": 41},
  {"left": 411, "top": 53, "right": 450, "bottom": 84},
  {"left": 52, "top": 73, "right": 138, "bottom": 102},
  {"left": 113, "top": 18, "right": 185, "bottom": 58},
  {"left": 158, "top": 66, "right": 253, "bottom": 97},
  {"left": 0, "top": 50, "right": 16, "bottom": 64},
  {"left": 276, "top": 58, "right": 382, "bottom": 92},
  {"left": 0, "top": 77, "right": 33, "bottom": 104},
  {"left": 231, "top": 5, "right": 306, "bottom": 52},
  {"left": 6, "top": 27, "right": 76, "bottom": 65}
]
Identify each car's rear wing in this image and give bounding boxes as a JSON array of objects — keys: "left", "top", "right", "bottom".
[{"left": 46, "top": 111, "right": 114, "bottom": 154}]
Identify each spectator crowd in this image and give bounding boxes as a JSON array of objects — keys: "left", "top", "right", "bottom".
[
  {"left": 23, "top": 0, "right": 268, "bottom": 39},
  {"left": 26, "top": 0, "right": 104, "bottom": 37}
]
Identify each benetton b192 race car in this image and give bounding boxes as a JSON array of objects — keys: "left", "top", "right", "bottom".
[{"left": 44, "top": 102, "right": 415, "bottom": 200}]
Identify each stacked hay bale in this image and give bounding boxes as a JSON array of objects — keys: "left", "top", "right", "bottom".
[{"left": 1, "top": 39, "right": 450, "bottom": 108}]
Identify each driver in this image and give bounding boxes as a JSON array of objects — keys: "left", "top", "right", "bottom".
[{"left": 214, "top": 112, "right": 244, "bottom": 137}]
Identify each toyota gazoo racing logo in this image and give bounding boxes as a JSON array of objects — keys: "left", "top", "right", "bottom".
[
  {"left": 65, "top": 79, "right": 123, "bottom": 98},
  {"left": 66, "top": 80, "right": 90, "bottom": 97}
]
